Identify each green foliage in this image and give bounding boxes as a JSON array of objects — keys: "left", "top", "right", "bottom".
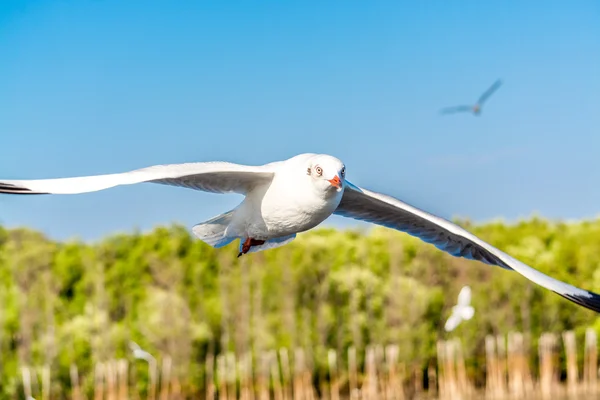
[{"left": 0, "top": 218, "right": 600, "bottom": 398}]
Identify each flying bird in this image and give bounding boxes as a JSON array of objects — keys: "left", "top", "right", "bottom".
[
  {"left": 444, "top": 286, "right": 475, "bottom": 332},
  {"left": 440, "top": 79, "right": 503, "bottom": 116},
  {"left": 1, "top": 153, "right": 600, "bottom": 312},
  {"left": 129, "top": 341, "right": 155, "bottom": 362}
]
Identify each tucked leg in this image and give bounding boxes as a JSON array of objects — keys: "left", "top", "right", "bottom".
[{"left": 237, "top": 237, "right": 266, "bottom": 257}]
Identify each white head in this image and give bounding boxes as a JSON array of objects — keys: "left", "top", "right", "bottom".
[{"left": 305, "top": 154, "right": 346, "bottom": 195}]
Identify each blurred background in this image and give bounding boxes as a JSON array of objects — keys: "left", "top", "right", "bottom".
[{"left": 0, "top": 1, "right": 599, "bottom": 399}]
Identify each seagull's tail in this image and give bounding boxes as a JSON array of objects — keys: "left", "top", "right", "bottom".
[{"left": 192, "top": 209, "right": 237, "bottom": 248}]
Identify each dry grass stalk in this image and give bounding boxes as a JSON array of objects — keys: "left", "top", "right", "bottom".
[
  {"left": 279, "top": 348, "right": 292, "bottom": 400},
  {"left": 562, "top": 331, "right": 578, "bottom": 397},
  {"left": 94, "top": 362, "right": 105, "bottom": 400},
  {"left": 347, "top": 347, "right": 358, "bottom": 400},
  {"left": 385, "top": 345, "right": 404, "bottom": 400},
  {"left": 507, "top": 331, "right": 534, "bottom": 398},
  {"left": 485, "top": 335, "right": 499, "bottom": 399},
  {"left": 21, "top": 366, "right": 32, "bottom": 399},
  {"left": 217, "top": 354, "right": 227, "bottom": 400},
  {"left": 159, "top": 356, "right": 172, "bottom": 400},
  {"left": 538, "top": 332, "right": 559, "bottom": 399},
  {"left": 226, "top": 352, "right": 237, "bottom": 400},
  {"left": 293, "top": 348, "right": 306, "bottom": 400},
  {"left": 363, "top": 346, "right": 379, "bottom": 400},
  {"left": 327, "top": 349, "right": 340, "bottom": 400},
  {"left": 454, "top": 339, "right": 472, "bottom": 397},
  {"left": 151, "top": 360, "right": 159, "bottom": 400},
  {"left": 269, "top": 350, "right": 283, "bottom": 400},
  {"left": 374, "top": 345, "right": 387, "bottom": 398},
  {"left": 443, "top": 340, "right": 458, "bottom": 399},
  {"left": 70, "top": 364, "right": 81, "bottom": 400},
  {"left": 257, "top": 352, "right": 270, "bottom": 400},
  {"left": 118, "top": 359, "right": 128, "bottom": 400},
  {"left": 427, "top": 362, "right": 437, "bottom": 398},
  {"left": 40, "top": 365, "right": 50, "bottom": 400},
  {"left": 239, "top": 352, "right": 254, "bottom": 400},
  {"left": 205, "top": 352, "right": 215, "bottom": 400},
  {"left": 584, "top": 328, "right": 597, "bottom": 394},
  {"left": 436, "top": 341, "right": 447, "bottom": 399},
  {"left": 170, "top": 376, "right": 182, "bottom": 400},
  {"left": 106, "top": 360, "right": 118, "bottom": 400},
  {"left": 495, "top": 335, "right": 507, "bottom": 397}
]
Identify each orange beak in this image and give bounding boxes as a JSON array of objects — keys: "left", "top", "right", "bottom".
[{"left": 328, "top": 175, "right": 342, "bottom": 189}]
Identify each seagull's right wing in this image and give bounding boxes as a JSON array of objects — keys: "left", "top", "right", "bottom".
[
  {"left": 477, "top": 79, "right": 502, "bottom": 105},
  {"left": 457, "top": 286, "right": 471, "bottom": 307},
  {"left": 439, "top": 105, "right": 472, "bottom": 114},
  {"left": 334, "top": 182, "right": 600, "bottom": 313},
  {"left": 0, "top": 161, "right": 276, "bottom": 195}
]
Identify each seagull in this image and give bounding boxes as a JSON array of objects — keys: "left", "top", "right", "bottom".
[
  {"left": 440, "top": 79, "right": 503, "bottom": 116},
  {"left": 1, "top": 153, "right": 600, "bottom": 312},
  {"left": 129, "top": 341, "right": 155, "bottom": 362},
  {"left": 444, "top": 286, "right": 475, "bottom": 332}
]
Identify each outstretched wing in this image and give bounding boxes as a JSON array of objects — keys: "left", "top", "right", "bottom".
[
  {"left": 477, "top": 79, "right": 502, "bottom": 105},
  {"left": 457, "top": 286, "right": 472, "bottom": 307},
  {"left": 334, "top": 182, "right": 600, "bottom": 313},
  {"left": 439, "top": 105, "right": 472, "bottom": 114},
  {"left": 0, "top": 161, "right": 276, "bottom": 195},
  {"left": 444, "top": 312, "right": 462, "bottom": 332}
]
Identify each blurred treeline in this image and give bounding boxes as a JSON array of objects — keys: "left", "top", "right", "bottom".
[{"left": 1, "top": 217, "right": 600, "bottom": 398}]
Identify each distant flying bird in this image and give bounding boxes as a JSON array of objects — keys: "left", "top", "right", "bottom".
[
  {"left": 444, "top": 286, "right": 475, "bottom": 332},
  {"left": 440, "top": 79, "right": 503, "bottom": 116},
  {"left": 1, "top": 153, "right": 600, "bottom": 312},
  {"left": 129, "top": 341, "right": 155, "bottom": 362}
]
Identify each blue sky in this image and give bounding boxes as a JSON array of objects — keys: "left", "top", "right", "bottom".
[{"left": 0, "top": 1, "right": 599, "bottom": 241}]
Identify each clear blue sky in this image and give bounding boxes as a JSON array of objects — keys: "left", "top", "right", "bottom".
[{"left": 1, "top": 1, "right": 599, "bottom": 241}]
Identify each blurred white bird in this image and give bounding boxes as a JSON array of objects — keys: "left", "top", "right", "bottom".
[
  {"left": 444, "top": 286, "right": 475, "bottom": 332},
  {"left": 129, "top": 341, "right": 155, "bottom": 362}
]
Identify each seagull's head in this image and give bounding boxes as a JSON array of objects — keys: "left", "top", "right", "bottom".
[{"left": 306, "top": 154, "right": 346, "bottom": 195}]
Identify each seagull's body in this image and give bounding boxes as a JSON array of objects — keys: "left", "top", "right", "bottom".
[
  {"left": 229, "top": 153, "right": 343, "bottom": 242},
  {"left": 440, "top": 79, "right": 502, "bottom": 116},
  {"left": 2, "top": 152, "right": 600, "bottom": 312}
]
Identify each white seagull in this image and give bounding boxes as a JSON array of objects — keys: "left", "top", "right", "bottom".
[
  {"left": 129, "top": 341, "right": 155, "bottom": 362},
  {"left": 440, "top": 79, "right": 503, "bottom": 116},
  {"left": 444, "top": 286, "right": 475, "bottom": 332},
  {"left": 1, "top": 153, "right": 599, "bottom": 312}
]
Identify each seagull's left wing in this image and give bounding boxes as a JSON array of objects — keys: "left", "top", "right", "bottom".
[
  {"left": 444, "top": 312, "right": 462, "bottom": 332},
  {"left": 439, "top": 105, "right": 472, "bottom": 114},
  {"left": 334, "top": 182, "right": 600, "bottom": 313}
]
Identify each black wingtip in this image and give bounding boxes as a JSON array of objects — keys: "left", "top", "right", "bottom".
[
  {"left": 0, "top": 182, "right": 47, "bottom": 195},
  {"left": 556, "top": 290, "right": 600, "bottom": 313}
]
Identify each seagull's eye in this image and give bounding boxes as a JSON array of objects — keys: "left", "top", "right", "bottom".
[
  {"left": 315, "top": 166, "right": 323, "bottom": 176},
  {"left": 341, "top": 167, "right": 345, "bottom": 177}
]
